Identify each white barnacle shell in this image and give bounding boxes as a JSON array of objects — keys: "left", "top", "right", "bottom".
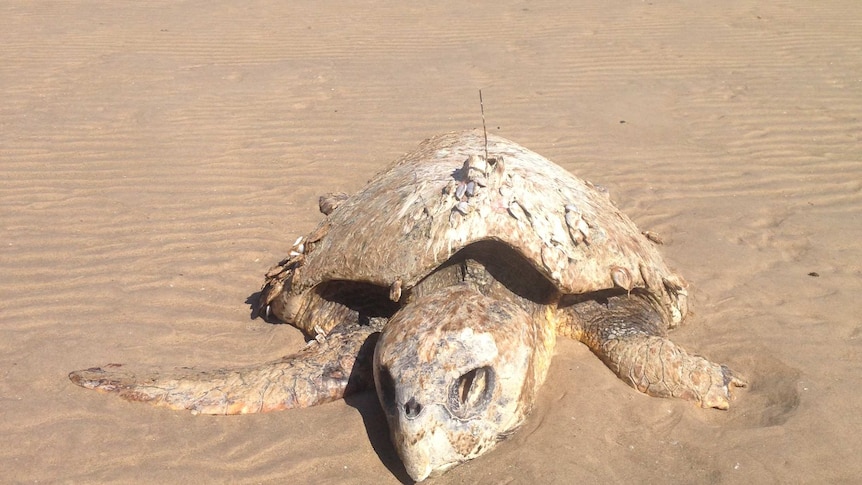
[
  {"left": 507, "top": 200, "right": 529, "bottom": 221},
  {"left": 289, "top": 235, "right": 306, "bottom": 255},
  {"left": 455, "top": 182, "right": 467, "bottom": 200},
  {"left": 642, "top": 231, "right": 664, "bottom": 245},
  {"left": 611, "top": 266, "right": 634, "bottom": 292},
  {"left": 490, "top": 155, "right": 505, "bottom": 177},
  {"left": 638, "top": 262, "right": 656, "bottom": 291},
  {"left": 442, "top": 180, "right": 458, "bottom": 196},
  {"left": 477, "top": 156, "right": 505, "bottom": 190},
  {"left": 564, "top": 204, "right": 590, "bottom": 245},
  {"left": 285, "top": 253, "right": 306, "bottom": 268},
  {"left": 662, "top": 274, "right": 688, "bottom": 325},
  {"left": 312, "top": 324, "right": 327, "bottom": 345},
  {"left": 577, "top": 218, "right": 590, "bottom": 239},
  {"left": 265, "top": 264, "right": 286, "bottom": 279},
  {"left": 454, "top": 200, "right": 471, "bottom": 215},
  {"left": 464, "top": 154, "right": 489, "bottom": 187},
  {"left": 586, "top": 180, "right": 610, "bottom": 198},
  {"left": 541, "top": 244, "right": 567, "bottom": 281},
  {"left": 464, "top": 154, "right": 488, "bottom": 174},
  {"left": 389, "top": 278, "right": 403, "bottom": 302},
  {"left": 662, "top": 274, "right": 687, "bottom": 295},
  {"left": 465, "top": 180, "right": 477, "bottom": 197},
  {"left": 472, "top": 173, "right": 488, "bottom": 188}
]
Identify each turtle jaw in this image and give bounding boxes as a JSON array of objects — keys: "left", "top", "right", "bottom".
[{"left": 386, "top": 402, "right": 498, "bottom": 482}]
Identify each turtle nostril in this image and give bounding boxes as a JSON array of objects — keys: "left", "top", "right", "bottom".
[{"left": 404, "top": 397, "right": 422, "bottom": 419}]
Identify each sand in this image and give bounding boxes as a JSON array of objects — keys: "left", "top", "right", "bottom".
[{"left": 2, "top": 1, "right": 861, "bottom": 483}]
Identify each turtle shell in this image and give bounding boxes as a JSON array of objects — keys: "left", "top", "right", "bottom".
[{"left": 264, "top": 130, "right": 687, "bottom": 327}]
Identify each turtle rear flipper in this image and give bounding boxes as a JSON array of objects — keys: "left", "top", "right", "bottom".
[
  {"left": 562, "top": 295, "right": 746, "bottom": 409},
  {"left": 69, "top": 324, "right": 380, "bottom": 414}
]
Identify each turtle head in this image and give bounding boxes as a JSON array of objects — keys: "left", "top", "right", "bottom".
[{"left": 373, "top": 285, "right": 553, "bottom": 481}]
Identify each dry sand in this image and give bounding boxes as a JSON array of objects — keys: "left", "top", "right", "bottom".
[{"left": 2, "top": 1, "right": 861, "bottom": 483}]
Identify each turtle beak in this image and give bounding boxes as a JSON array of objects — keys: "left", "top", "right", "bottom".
[{"left": 387, "top": 402, "right": 465, "bottom": 482}]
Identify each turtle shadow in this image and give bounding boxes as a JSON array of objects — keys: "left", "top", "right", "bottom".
[
  {"left": 246, "top": 291, "right": 269, "bottom": 320},
  {"left": 246, "top": 291, "right": 411, "bottom": 481},
  {"left": 344, "top": 391, "right": 414, "bottom": 484},
  {"left": 343, "top": 331, "right": 413, "bottom": 483}
]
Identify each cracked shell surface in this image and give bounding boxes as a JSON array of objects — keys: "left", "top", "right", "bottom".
[{"left": 283, "top": 130, "right": 687, "bottom": 325}]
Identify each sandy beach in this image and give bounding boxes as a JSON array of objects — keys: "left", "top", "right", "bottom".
[{"left": 2, "top": 1, "right": 861, "bottom": 483}]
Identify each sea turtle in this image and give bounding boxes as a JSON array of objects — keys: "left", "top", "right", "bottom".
[{"left": 70, "top": 130, "right": 745, "bottom": 481}]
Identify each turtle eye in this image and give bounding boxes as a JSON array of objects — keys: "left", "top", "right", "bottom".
[{"left": 449, "top": 366, "right": 495, "bottom": 418}]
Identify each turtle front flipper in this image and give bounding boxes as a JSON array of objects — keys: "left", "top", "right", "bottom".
[
  {"left": 69, "top": 323, "right": 380, "bottom": 415},
  {"left": 561, "top": 295, "right": 746, "bottom": 409}
]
